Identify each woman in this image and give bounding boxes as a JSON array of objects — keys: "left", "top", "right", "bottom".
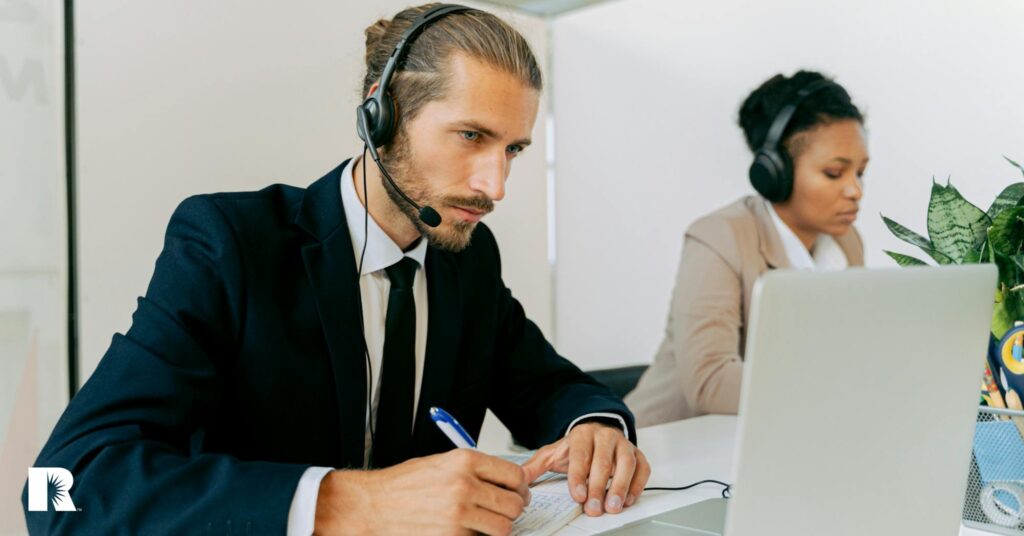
[{"left": 625, "top": 70, "right": 868, "bottom": 426}]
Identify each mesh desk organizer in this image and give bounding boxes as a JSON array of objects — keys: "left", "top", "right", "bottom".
[{"left": 962, "top": 406, "right": 1024, "bottom": 534}]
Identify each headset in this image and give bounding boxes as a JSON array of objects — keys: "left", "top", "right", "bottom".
[
  {"left": 355, "top": 3, "right": 472, "bottom": 467},
  {"left": 356, "top": 3, "right": 474, "bottom": 229},
  {"left": 748, "top": 79, "right": 843, "bottom": 203}
]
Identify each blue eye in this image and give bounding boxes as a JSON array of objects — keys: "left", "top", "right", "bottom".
[
  {"left": 506, "top": 144, "right": 523, "bottom": 155},
  {"left": 460, "top": 131, "right": 479, "bottom": 141}
]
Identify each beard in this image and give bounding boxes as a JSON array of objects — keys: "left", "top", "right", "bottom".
[{"left": 380, "top": 133, "right": 494, "bottom": 252}]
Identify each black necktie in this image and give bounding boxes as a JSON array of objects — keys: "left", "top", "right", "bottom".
[{"left": 371, "top": 256, "right": 419, "bottom": 468}]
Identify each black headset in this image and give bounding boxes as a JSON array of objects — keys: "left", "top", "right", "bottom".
[
  {"left": 355, "top": 4, "right": 473, "bottom": 228},
  {"left": 748, "top": 79, "right": 840, "bottom": 203},
  {"left": 354, "top": 4, "right": 472, "bottom": 467}
]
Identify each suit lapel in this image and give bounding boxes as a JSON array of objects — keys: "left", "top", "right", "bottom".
[
  {"left": 411, "top": 246, "right": 463, "bottom": 454},
  {"left": 295, "top": 161, "right": 368, "bottom": 469},
  {"left": 835, "top": 228, "right": 865, "bottom": 266},
  {"left": 749, "top": 196, "right": 791, "bottom": 269}
]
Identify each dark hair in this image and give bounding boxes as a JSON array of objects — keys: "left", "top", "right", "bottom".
[
  {"left": 738, "top": 70, "right": 864, "bottom": 157},
  {"left": 362, "top": 4, "right": 542, "bottom": 134}
]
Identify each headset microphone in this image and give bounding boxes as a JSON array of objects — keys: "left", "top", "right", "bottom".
[
  {"left": 353, "top": 2, "right": 469, "bottom": 468},
  {"left": 356, "top": 106, "right": 442, "bottom": 228}
]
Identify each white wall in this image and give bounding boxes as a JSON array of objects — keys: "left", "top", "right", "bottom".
[
  {"left": 552, "top": 0, "right": 1024, "bottom": 370},
  {"left": 68, "top": 0, "right": 1024, "bottom": 450},
  {"left": 74, "top": 1, "right": 552, "bottom": 382},
  {"left": 0, "top": 1, "right": 68, "bottom": 533}
]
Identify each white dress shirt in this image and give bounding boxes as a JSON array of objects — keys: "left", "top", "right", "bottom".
[
  {"left": 340, "top": 157, "right": 431, "bottom": 457},
  {"left": 287, "top": 157, "right": 427, "bottom": 534},
  {"left": 766, "top": 199, "right": 849, "bottom": 271},
  {"left": 286, "top": 157, "right": 625, "bottom": 535}
]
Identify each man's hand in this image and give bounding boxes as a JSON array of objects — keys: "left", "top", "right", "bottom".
[
  {"left": 522, "top": 422, "right": 650, "bottom": 517},
  {"left": 314, "top": 449, "right": 530, "bottom": 535}
]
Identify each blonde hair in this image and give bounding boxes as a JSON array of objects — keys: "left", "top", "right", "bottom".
[{"left": 362, "top": 4, "right": 542, "bottom": 133}]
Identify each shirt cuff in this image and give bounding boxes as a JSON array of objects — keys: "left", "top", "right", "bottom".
[
  {"left": 565, "top": 412, "right": 630, "bottom": 442},
  {"left": 287, "top": 466, "right": 334, "bottom": 536}
]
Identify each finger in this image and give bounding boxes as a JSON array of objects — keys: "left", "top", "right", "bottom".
[
  {"left": 472, "top": 479, "right": 527, "bottom": 522},
  {"left": 521, "top": 444, "right": 553, "bottom": 484},
  {"left": 567, "top": 431, "right": 594, "bottom": 504},
  {"left": 626, "top": 449, "right": 652, "bottom": 507},
  {"left": 604, "top": 441, "right": 637, "bottom": 514},
  {"left": 472, "top": 452, "right": 526, "bottom": 489},
  {"left": 585, "top": 433, "right": 616, "bottom": 516},
  {"left": 473, "top": 453, "right": 529, "bottom": 503},
  {"left": 461, "top": 505, "right": 515, "bottom": 536}
]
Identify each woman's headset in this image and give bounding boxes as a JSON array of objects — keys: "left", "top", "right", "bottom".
[{"left": 748, "top": 79, "right": 844, "bottom": 203}]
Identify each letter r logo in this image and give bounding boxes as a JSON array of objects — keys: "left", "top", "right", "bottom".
[{"left": 27, "top": 467, "right": 77, "bottom": 511}]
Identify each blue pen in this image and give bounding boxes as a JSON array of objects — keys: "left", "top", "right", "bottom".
[{"left": 430, "top": 407, "right": 477, "bottom": 449}]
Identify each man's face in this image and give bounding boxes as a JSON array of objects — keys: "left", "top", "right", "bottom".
[{"left": 381, "top": 52, "right": 540, "bottom": 251}]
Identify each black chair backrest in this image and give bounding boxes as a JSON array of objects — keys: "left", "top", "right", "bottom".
[{"left": 586, "top": 365, "right": 649, "bottom": 400}]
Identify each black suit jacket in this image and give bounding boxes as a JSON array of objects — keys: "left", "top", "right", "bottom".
[{"left": 24, "top": 161, "right": 635, "bottom": 534}]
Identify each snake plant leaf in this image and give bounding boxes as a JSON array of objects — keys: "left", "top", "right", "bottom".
[
  {"left": 991, "top": 250, "right": 1024, "bottom": 302},
  {"left": 993, "top": 300, "right": 1014, "bottom": 339},
  {"left": 881, "top": 215, "right": 954, "bottom": 264},
  {"left": 884, "top": 250, "right": 928, "bottom": 266},
  {"left": 993, "top": 286, "right": 1024, "bottom": 338},
  {"left": 962, "top": 246, "right": 983, "bottom": 264},
  {"left": 988, "top": 206, "right": 1024, "bottom": 257},
  {"left": 1006, "top": 156, "right": 1024, "bottom": 178},
  {"left": 986, "top": 183, "right": 1024, "bottom": 220},
  {"left": 927, "top": 180, "right": 990, "bottom": 263},
  {"left": 990, "top": 249, "right": 1024, "bottom": 339}
]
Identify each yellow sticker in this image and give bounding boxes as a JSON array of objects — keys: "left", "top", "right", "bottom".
[{"left": 998, "top": 326, "right": 1024, "bottom": 375}]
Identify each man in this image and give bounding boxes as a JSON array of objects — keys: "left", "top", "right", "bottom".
[{"left": 24, "top": 4, "right": 650, "bottom": 535}]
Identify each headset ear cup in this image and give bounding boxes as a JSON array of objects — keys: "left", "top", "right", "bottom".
[
  {"left": 750, "top": 150, "right": 786, "bottom": 203},
  {"left": 373, "top": 92, "right": 396, "bottom": 147},
  {"left": 356, "top": 101, "right": 372, "bottom": 145},
  {"left": 356, "top": 93, "right": 396, "bottom": 148},
  {"left": 778, "top": 148, "right": 795, "bottom": 202}
]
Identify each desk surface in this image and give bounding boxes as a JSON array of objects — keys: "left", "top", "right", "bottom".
[{"left": 553, "top": 415, "right": 998, "bottom": 536}]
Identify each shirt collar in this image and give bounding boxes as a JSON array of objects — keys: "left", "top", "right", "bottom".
[
  {"left": 340, "top": 157, "right": 428, "bottom": 275},
  {"left": 766, "top": 198, "right": 848, "bottom": 271}
]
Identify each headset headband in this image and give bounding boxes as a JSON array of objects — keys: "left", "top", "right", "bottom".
[
  {"left": 761, "top": 79, "right": 837, "bottom": 151},
  {"left": 377, "top": 5, "right": 472, "bottom": 96}
]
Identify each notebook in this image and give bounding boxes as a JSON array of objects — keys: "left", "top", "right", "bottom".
[
  {"left": 501, "top": 454, "right": 583, "bottom": 536},
  {"left": 511, "top": 479, "right": 583, "bottom": 536}
]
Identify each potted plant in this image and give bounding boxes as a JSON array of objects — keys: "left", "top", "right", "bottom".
[{"left": 882, "top": 156, "right": 1024, "bottom": 398}]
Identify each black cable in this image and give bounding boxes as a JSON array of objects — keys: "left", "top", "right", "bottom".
[
  {"left": 370, "top": 146, "right": 420, "bottom": 213},
  {"left": 644, "top": 480, "right": 732, "bottom": 499},
  {"left": 357, "top": 146, "right": 376, "bottom": 464}
]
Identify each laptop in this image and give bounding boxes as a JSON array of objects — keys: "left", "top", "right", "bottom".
[{"left": 609, "top": 265, "right": 996, "bottom": 535}]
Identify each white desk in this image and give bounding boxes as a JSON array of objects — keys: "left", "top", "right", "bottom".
[{"left": 553, "top": 415, "right": 1000, "bottom": 535}]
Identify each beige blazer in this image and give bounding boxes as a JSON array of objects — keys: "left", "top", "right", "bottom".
[{"left": 624, "top": 196, "right": 864, "bottom": 426}]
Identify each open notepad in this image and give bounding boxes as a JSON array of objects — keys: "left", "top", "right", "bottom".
[
  {"left": 501, "top": 454, "right": 583, "bottom": 536},
  {"left": 511, "top": 479, "right": 582, "bottom": 536}
]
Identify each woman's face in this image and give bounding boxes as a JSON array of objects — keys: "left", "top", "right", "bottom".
[{"left": 776, "top": 119, "right": 868, "bottom": 238}]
